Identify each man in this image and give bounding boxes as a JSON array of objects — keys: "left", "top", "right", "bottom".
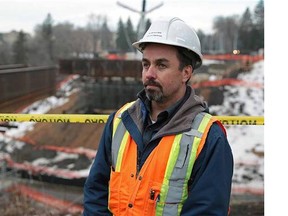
[{"left": 83, "top": 17, "right": 233, "bottom": 216}]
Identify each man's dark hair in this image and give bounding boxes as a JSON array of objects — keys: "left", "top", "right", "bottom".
[{"left": 176, "top": 47, "right": 198, "bottom": 71}]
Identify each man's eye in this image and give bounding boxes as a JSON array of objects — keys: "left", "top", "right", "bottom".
[
  {"left": 142, "top": 62, "right": 149, "bottom": 69},
  {"left": 158, "top": 64, "right": 167, "bottom": 69}
]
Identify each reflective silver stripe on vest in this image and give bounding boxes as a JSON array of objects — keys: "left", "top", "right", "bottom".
[
  {"left": 111, "top": 101, "right": 136, "bottom": 169},
  {"left": 111, "top": 119, "right": 126, "bottom": 169},
  {"left": 160, "top": 112, "right": 211, "bottom": 216}
]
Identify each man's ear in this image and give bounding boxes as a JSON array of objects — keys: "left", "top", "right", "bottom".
[{"left": 183, "top": 65, "right": 193, "bottom": 83}]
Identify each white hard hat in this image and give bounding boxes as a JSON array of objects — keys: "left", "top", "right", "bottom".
[{"left": 132, "top": 17, "right": 203, "bottom": 69}]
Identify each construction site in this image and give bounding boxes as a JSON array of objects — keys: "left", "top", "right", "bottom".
[
  {"left": 0, "top": 0, "right": 265, "bottom": 214},
  {"left": 0, "top": 53, "right": 264, "bottom": 215}
]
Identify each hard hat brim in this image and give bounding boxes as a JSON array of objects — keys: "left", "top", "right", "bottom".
[{"left": 132, "top": 40, "right": 203, "bottom": 69}]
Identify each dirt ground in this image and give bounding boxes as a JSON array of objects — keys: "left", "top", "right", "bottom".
[
  {"left": 230, "top": 194, "right": 264, "bottom": 216},
  {"left": 0, "top": 191, "right": 263, "bottom": 216},
  {"left": 230, "top": 202, "right": 264, "bottom": 216},
  {"left": 0, "top": 191, "right": 74, "bottom": 216},
  {"left": 23, "top": 91, "right": 105, "bottom": 150}
]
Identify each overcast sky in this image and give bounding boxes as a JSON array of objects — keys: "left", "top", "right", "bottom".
[{"left": 0, "top": 0, "right": 260, "bottom": 35}]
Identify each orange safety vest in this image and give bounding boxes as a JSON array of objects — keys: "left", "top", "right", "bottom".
[{"left": 108, "top": 102, "right": 220, "bottom": 216}]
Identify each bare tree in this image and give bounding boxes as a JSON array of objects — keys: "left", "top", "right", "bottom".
[
  {"left": 71, "top": 27, "right": 92, "bottom": 58},
  {"left": 87, "top": 14, "right": 106, "bottom": 57},
  {"left": 53, "top": 22, "right": 77, "bottom": 58}
]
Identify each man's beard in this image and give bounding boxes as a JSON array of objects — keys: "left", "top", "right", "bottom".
[
  {"left": 144, "top": 80, "right": 164, "bottom": 103},
  {"left": 145, "top": 89, "right": 164, "bottom": 102}
]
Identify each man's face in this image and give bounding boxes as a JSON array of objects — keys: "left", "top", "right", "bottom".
[{"left": 141, "top": 43, "right": 191, "bottom": 105}]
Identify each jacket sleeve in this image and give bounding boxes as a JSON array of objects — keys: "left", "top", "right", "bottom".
[
  {"left": 83, "top": 113, "right": 115, "bottom": 216},
  {"left": 180, "top": 122, "right": 234, "bottom": 216}
]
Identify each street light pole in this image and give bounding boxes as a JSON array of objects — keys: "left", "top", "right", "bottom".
[{"left": 116, "top": 0, "right": 163, "bottom": 40}]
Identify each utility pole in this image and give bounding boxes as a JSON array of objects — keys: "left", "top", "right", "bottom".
[{"left": 117, "top": 0, "right": 164, "bottom": 40}]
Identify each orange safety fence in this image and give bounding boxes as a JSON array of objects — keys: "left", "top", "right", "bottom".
[
  {"left": 192, "top": 78, "right": 263, "bottom": 89},
  {"left": 203, "top": 54, "right": 264, "bottom": 63},
  {"left": 6, "top": 183, "right": 83, "bottom": 214}
]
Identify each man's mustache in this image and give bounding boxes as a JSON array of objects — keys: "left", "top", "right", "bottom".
[{"left": 144, "top": 80, "right": 162, "bottom": 88}]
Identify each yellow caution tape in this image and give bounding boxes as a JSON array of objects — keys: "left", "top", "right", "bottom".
[
  {"left": 215, "top": 116, "right": 264, "bottom": 126},
  {"left": 0, "top": 114, "right": 264, "bottom": 125},
  {"left": 0, "top": 114, "right": 108, "bottom": 124}
]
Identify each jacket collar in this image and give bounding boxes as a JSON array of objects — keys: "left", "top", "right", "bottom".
[{"left": 128, "top": 85, "right": 209, "bottom": 137}]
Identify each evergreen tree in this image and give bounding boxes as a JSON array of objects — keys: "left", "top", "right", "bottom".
[
  {"left": 0, "top": 34, "right": 12, "bottom": 64},
  {"left": 213, "top": 15, "right": 239, "bottom": 53},
  {"left": 13, "top": 30, "right": 28, "bottom": 64},
  {"left": 254, "top": 0, "right": 264, "bottom": 28},
  {"left": 239, "top": 8, "right": 254, "bottom": 53},
  {"left": 116, "top": 18, "right": 129, "bottom": 52},
  {"left": 42, "top": 13, "right": 54, "bottom": 61},
  {"left": 253, "top": 0, "right": 264, "bottom": 49},
  {"left": 100, "top": 18, "right": 114, "bottom": 51},
  {"left": 197, "top": 29, "right": 210, "bottom": 53},
  {"left": 126, "top": 17, "right": 137, "bottom": 51}
]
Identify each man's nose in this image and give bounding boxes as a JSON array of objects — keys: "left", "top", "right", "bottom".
[{"left": 145, "top": 65, "right": 157, "bottom": 79}]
